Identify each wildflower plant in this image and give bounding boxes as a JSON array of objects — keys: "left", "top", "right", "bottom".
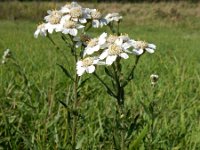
[{"left": 34, "top": 1, "right": 156, "bottom": 149}]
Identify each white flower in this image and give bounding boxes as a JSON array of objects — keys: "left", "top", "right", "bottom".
[
  {"left": 76, "top": 57, "right": 99, "bottom": 76},
  {"left": 56, "top": 16, "right": 84, "bottom": 36},
  {"left": 84, "top": 32, "right": 107, "bottom": 56},
  {"left": 44, "top": 10, "right": 63, "bottom": 33},
  {"left": 105, "top": 13, "right": 122, "bottom": 24},
  {"left": 2, "top": 49, "right": 11, "bottom": 64},
  {"left": 132, "top": 40, "right": 156, "bottom": 55},
  {"left": 150, "top": 74, "right": 159, "bottom": 85},
  {"left": 90, "top": 9, "right": 107, "bottom": 28},
  {"left": 60, "top": 2, "right": 80, "bottom": 14},
  {"left": 99, "top": 38, "right": 129, "bottom": 65},
  {"left": 34, "top": 23, "right": 47, "bottom": 38}
]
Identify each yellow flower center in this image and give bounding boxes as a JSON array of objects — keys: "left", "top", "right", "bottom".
[
  {"left": 108, "top": 44, "right": 122, "bottom": 55},
  {"left": 87, "top": 38, "right": 98, "bottom": 47},
  {"left": 135, "top": 41, "right": 148, "bottom": 49},
  {"left": 91, "top": 10, "right": 102, "bottom": 19},
  {"left": 70, "top": 7, "right": 82, "bottom": 18},
  {"left": 49, "top": 12, "right": 62, "bottom": 24},
  {"left": 64, "top": 20, "right": 76, "bottom": 28},
  {"left": 107, "top": 35, "right": 118, "bottom": 43},
  {"left": 82, "top": 57, "right": 94, "bottom": 67}
]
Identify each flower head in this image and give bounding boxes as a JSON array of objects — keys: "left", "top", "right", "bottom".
[
  {"left": 76, "top": 57, "right": 99, "bottom": 76},
  {"left": 132, "top": 40, "right": 156, "bottom": 55},
  {"left": 150, "top": 74, "right": 159, "bottom": 86},
  {"left": 44, "top": 10, "right": 63, "bottom": 33},
  {"left": 99, "top": 38, "right": 129, "bottom": 65},
  {"left": 105, "top": 13, "right": 122, "bottom": 24},
  {"left": 34, "top": 23, "right": 47, "bottom": 38},
  {"left": 56, "top": 16, "right": 84, "bottom": 36},
  {"left": 90, "top": 9, "right": 107, "bottom": 28},
  {"left": 84, "top": 32, "right": 107, "bottom": 56}
]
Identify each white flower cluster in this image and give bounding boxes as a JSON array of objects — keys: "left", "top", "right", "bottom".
[
  {"left": 76, "top": 33, "right": 156, "bottom": 76},
  {"left": 34, "top": 2, "right": 156, "bottom": 77},
  {"left": 34, "top": 2, "right": 122, "bottom": 38}
]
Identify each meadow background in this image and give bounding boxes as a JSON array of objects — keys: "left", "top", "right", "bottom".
[{"left": 0, "top": 1, "right": 200, "bottom": 149}]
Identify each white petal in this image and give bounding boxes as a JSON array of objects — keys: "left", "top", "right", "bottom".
[
  {"left": 34, "top": 30, "right": 40, "bottom": 38},
  {"left": 133, "top": 49, "right": 144, "bottom": 55},
  {"left": 55, "top": 25, "right": 63, "bottom": 32},
  {"left": 106, "top": 55, "right": 117, "bottom": 65},
  {"left": 122, "top": 42, "right": 131, "bottom": 49},
  {"left": 76, "top": 61, "right": 83, "bottom": 67},
  {"left": 62, "top": 29, "right": 69, "bottom": 34},
  {"left": 148, "top": 44, "right": 156, "bottom": 49},
  {"left": 120, "top": 53, "right": 129, "bottom": 59},
  {"left": 145, "top": 48, "right": 155, "bottom": 53},
  {"left": 99, "top": 50, "right": 108, "bottom": 60},
  {"left": 86, "top": 65, "right": 95, "bottom": 73},
  {"left": 69, "top": 29, "right": 78, "bottom": 36},
  {"left": 60, "top": 15, "right": 71, "bottom": 24},
  {"left": 77, "top": 66, "right": 85, "bottom": 76},
  {"left": 79, "top": 18, "right": 87, "bottom": 24},
  {"left": 115, "top": 38, "right": 123, "bottom": 46},
  {"left": 92, "top": 20, "right": 99, "bottom": 28},
  {"left": 77, "top": 24, "right": 85, "bottom": 29},
  {"left": 98, "top": 32, "right": 107, "bottom": 45},
  {"left": 86, "top": 45, "right": 100, "bottom": 55}
]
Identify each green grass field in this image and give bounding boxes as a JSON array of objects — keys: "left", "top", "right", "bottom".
[{"left": 0, "top": 2, "right": 200, "bottom": 149}]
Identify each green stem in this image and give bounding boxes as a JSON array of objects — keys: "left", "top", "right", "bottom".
[
  {"left": 72, "top": 74, "right": 79, "bottom": 149},
  {"left": 71, "top": 37, "right": 80, "bottom": 149}
]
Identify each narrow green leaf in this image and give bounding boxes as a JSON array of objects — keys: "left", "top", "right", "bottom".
[
  {"left": 58, "top": 100, "right": 68, "bottom": 109},
  {"left": 105, "top": 67, "right": 114, "bottom": 79},
  {"left": 57, "top": 64, "right": 74, "bottom": 81},
  {"left": 129, "top": 125, "right": 149, "bottom": 150},
  {"left": 78, "top": 78, "right": 90, "bottom": 89}
]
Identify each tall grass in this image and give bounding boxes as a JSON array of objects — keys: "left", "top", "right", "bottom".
[{"left": 0, "top": 2, "right": 200, "bottom": 149}]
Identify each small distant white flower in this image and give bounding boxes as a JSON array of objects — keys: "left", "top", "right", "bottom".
[
  {"left": 76, "top": 57, "right": 99, "bottom": 76},
  {"left": 34, "top": 23, "right": 47, "bottom": 38},
  {"left": 150, "top": 74, "right": 159, "bottom": 85},
  {"left": 56, "top": 16, "right": 84, "bottom": 36},
  {"left": 84, "top": 32, "right": 107, "bottom": 56},
  {"left": 44, "top": 10, "right": 63, "bottom": 33},
  {"left": 105, "top": 13, "right": 122, "bottom": 24},
  {"left": 132, "top": 40, "right": 156, "bottom": 55},
  {"left": 99, "top": 38, "right": 129, "bottom": 65},
  {"left": 90, "top": 9, "right": 107, "bottom": 28},
  {"left": 2, "top": 49, "right": 11, "bottom": 64}
]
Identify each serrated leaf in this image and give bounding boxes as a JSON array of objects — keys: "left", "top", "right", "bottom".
[{"left": 57, "top": 64, "right": 74, "bottom": 81}]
